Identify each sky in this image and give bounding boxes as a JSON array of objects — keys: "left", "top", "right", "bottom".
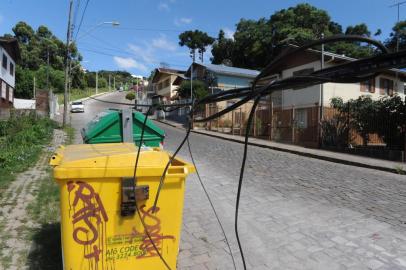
[{"left": 0, "top": 0, "right": 404, "bottom": 76}]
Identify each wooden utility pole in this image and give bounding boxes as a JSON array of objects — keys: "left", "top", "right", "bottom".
[
  {"left": 63, "top": 0, "right": 73, "bottom": 127},
  {"left": 96, "top": 71, "right": 98, "bottom": 95},
  {"left": 33, "top": 76, "right": 36, "bottom": 99}
]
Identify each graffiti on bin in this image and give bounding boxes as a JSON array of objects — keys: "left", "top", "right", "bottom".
[
  {"left": 105, "top": 205, "right": 176, "bottom": 261},
  {"left": 68, "top": 181, "right": 109, "bottom": 264},
  {"left": 133, "top": 205, "right": 176, "bottom": 259}
]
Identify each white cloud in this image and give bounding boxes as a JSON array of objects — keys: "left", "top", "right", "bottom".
[
  {"left": 151, "top": 34, "right": 177, "bottom": 51},
  {"left": 128, "top": 44, "right": 155, "bottom": 64},
  {"left": 158, "top": 2, "right": 170, "bottom": 11},
  {"left": 113, "top": 56, "right": 147, "bottom": 72},
  {"left": 174, "top": 17, "right": 192, "bottom": 26},
  {"left": 223, "top": 27, "right": 235, "bottom": 40}
]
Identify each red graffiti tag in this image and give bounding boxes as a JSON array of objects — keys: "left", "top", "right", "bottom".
[
  {"left": 69, "top": 181, "right": 108, "bottom": 263},
  {"left": 132, "top": 205, "right": 175, "bottom": 259}
]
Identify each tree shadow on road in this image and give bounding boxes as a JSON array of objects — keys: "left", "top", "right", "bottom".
[{"left": 27, "top": 223, "right": 62, "bottom": 270}]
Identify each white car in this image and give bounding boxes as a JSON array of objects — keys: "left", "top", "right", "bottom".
[{"left": 71, "top": 101, "right": 85, "bottom": 113}]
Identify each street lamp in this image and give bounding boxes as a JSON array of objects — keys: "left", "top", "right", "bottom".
[{"left": 76, "top": 21, "right": 120, "bottom": 41}]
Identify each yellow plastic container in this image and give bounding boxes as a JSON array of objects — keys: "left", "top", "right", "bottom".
[{"left": 50, "top": 143, "right": 195, "bottom": 270}]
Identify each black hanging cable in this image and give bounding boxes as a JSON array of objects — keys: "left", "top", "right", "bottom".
[
  {"left": 152, "top": 124, "right": 192, "bottom": 211},
  {"left": 186, "top": 136, "right": 237, "bottom": 270},
  {"left": 133, "top": 106, "right": 152, "bottom": 178},
  {"left": 132, "top": 105, "right": 173, "bottom": 270},
  {"left": 134, "top": 203, "right": 173, "bottom": 270}
]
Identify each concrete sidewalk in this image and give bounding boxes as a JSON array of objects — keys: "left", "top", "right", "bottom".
[{"left": 156, "top": 119, "right": 406, "bottom": 175}]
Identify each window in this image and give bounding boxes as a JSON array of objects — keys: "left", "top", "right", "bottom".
[
  {"left": 2, "top": 54, "right": 7, "bottom": 69},
  {"left": 9, "top": 62, "right": 14, "bottom": 76},
  {"left": 379, "top": 78, "right": 394, "bottom": 96},
  {"left": 295, "top": 108, "right": 308, "bottom": 129},
  {"left": 360, "top": 79, "right": 375, "bottom": 93}
]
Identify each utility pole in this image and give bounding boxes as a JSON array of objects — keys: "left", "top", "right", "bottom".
[
  {"left": 33, "top": 76, "right": 36, "bottom": 99},
  {"left": 96, "top": 71, "right": 98, "bottom": 95},
  {"left": 46, "top": 47, "right": 50, "bottom": 91},
  {"left": 108, "top": 74, "right": 111, "bottom": 91},
  {"left": 390, "top": 1, "right": 406, "bottom": 92},
  {"left": 113, "top": 76, "right": 116, "bottom": 90},
  {"left": 63, "top": 0, "right": 73, "bottom": 127},
  {"left": 319, "top": 33, "right": 325, "bottom": 148}
]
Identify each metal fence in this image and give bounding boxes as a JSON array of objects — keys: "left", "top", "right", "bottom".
[{"left": 195, "top": 100, "right": 406, "bottom": 161}]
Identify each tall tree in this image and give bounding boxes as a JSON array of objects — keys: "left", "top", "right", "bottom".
[
  {"left": 210, "top": 3, "right": 377, "bottom": 69},
  {"left": 179, "top": 30, "right": 214, "bottom": 62},
  {"left": 385, "top": 20, "right": 406, "bottom": 52},
  {"left": 8, "top": 21, "right": 84, "bottom": 97},
  {"left": 211, "top": 30, "right": 234, "bottom": 65}
]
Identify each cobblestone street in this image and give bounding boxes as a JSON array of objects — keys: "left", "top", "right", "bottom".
[
  {"left": 155, "top": 122, "right": 406, "bottom": 270},
  {"left": 69, "top": 92, "right": 406, "bottom": 270}
]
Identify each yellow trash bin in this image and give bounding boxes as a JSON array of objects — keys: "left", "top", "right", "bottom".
[{"left": 49, "top": 143, "right": 195, "bottom": 270}]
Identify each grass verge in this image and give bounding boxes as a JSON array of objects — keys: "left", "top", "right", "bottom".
[
  {"left": 56, "top": 87, "right": 110, "bottom": 104},
  {"left": 0, "top": 112, "right": 56, "bottom": 192}
]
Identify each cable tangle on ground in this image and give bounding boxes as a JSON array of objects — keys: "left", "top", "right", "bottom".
[{"left": 90, "top": 35, "right": 406, "bottom": 270}]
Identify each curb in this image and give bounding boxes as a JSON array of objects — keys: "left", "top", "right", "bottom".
[{"left": 155, "top": 119, "right": 404, "bottom": 175}]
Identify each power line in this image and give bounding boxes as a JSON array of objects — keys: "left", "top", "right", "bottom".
[
  {"left": 74, "top": 0, "right": 90, "bottom": 41},
  {"left": 72, "top": 0, "right": 82, "bottom": 33},
  {"left": 78, "top": 47, "right": 189, "bottom": 68},
  {"left": 82, "top": 25, "right": 219, "bottom": 36}
]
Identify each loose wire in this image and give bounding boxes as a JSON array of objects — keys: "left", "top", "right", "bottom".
[
  {"left": 132, "top": 105, "right": 173, "bottom": 270},
  {"left": 186, "top": 125, "right": 237, "bottom": 270}
]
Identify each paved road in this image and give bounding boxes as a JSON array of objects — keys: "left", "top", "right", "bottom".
[
  {"left": 71, "top": 92, "right": 406, "bottom": 270},
  {"left": 68, "top": 91, "right": 131, "bottom": 143}
]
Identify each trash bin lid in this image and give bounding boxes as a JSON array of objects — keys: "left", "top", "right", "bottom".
[
  {"left": 82, "top": 109, "right": 165, "bottom": 144},
  {"left": 50, "top": 143, "right": 194, "bottom": 179}
]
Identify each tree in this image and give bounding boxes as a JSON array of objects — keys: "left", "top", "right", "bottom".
[
  {"left": 125, "top": 92, "right": 136, "bottom": 101},
  {"left": 210, "top": 3, "right": 377, "bottom": 69},
  {"left": 7, "top": 21, "right": 85, "bottom": 97},
  {"left": 211, "top": 30, "right": 234, "bottom": 65},
  {"left": 385, "top": 20, "right": 406, "bottom": 52},
  {"left": 12, "top": 21, "right": 35, "bottom": 44},
  {"left": 179, "top": 30, "right": 214, "bottom": 62},
  {"left": 374, "top": 96, "right": 406, "bottom": 148},
  {"left": 175, "top": 80, "right": 209, "bottom": 100}
]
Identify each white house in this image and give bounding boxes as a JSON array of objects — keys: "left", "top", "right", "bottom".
[
  {"left": 0, "top": 37, "right": 19, "bottom": 119},
  {"left": 260, "top": 46, "right": 406, "bottom": 147},
  {"left": 266, "top": 47, "right": 406, "bottom": 110}
]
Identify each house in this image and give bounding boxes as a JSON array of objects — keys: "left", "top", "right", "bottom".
[
  {"left": 185, "top": 63, "right": 260, "bottom": 92},
  {"left": 262, "top": 46, "right": 406, "bottom": 110},
  {"left": 253, "top": 46, "right": 406, "bottom": 147},
  {"left": 0, "top": 37, "right": 20, "bottom": 119},
  {"left": 151, "top": 68, "right": 186, "bottom": 101}
]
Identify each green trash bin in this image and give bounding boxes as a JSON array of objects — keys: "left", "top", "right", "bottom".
[{"left": 81, "top": 109, "right": 165, "bottom": 147}]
